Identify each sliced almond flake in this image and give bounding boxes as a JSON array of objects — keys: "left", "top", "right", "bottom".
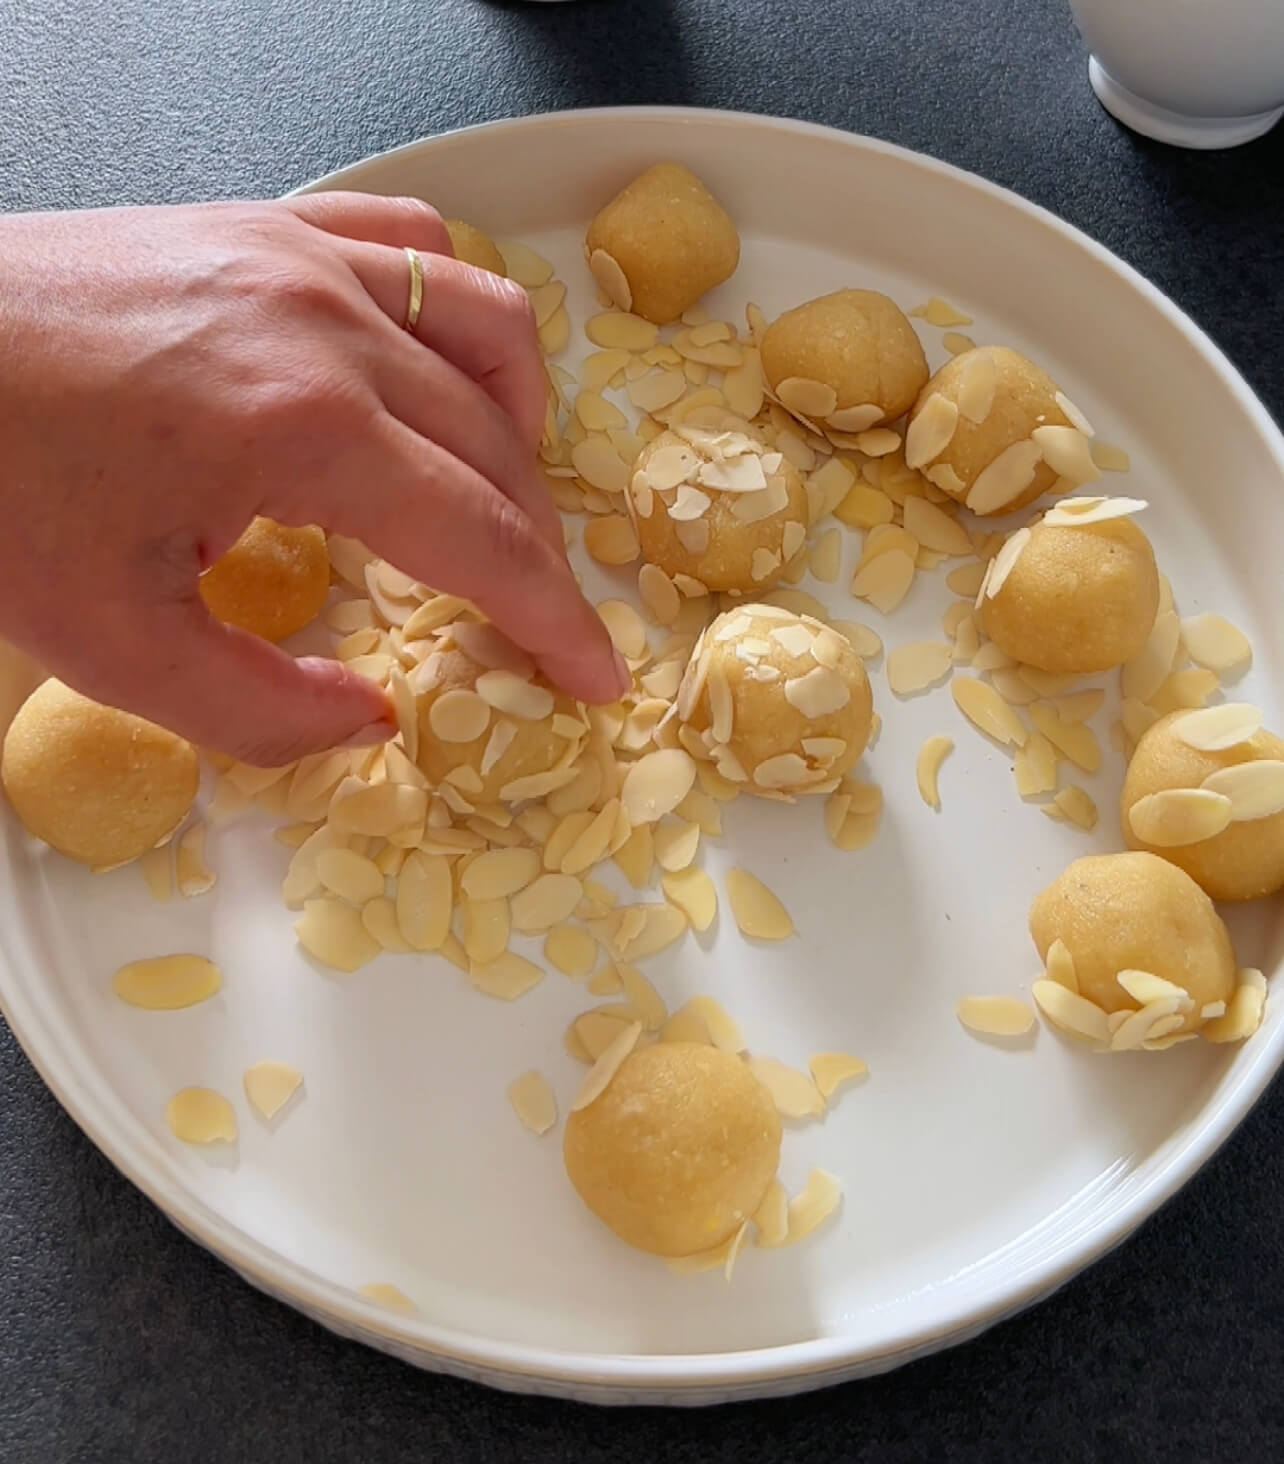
[
  {"left": 1201, "top": 760, "right": 1284, "bottom": 821},
  {"left": 544, "top": 810, "right": 595, "bottom": 871},
  {"left": 942, "top": 331, "right": 976, "bottom": 357},
  {"left": 166, "top": 1087, "right": 237, "bottom": 1145},
  {"left": 725, "top": 868, "right": 793, "bottom": 940},
  {"left": 560, "top": 799, "right": 620, "bottom": 875},
  {"left": 585, "top": 311, "right": 659, "bottom": 352},
  {"left": 617, "top": 962, "right": 667, "bottom": 1031},
  {"left": 326, "top": 598, "right": 377, "bottom": 634},
  {"left": 834, "top": 481, "right": 895, "bottom": 530},
  {"left": 113, "top": 954, "right": 221, "bottom": 1010},
  {"left": 327, "top": 533, "right": 375, "bottom": 588},
  {"left": 462, "top": 895, "right": 510, "bottom": 965},
  {"left": 138, "top": 845, "right": 174, "bottom": 903},
  {"left": 538, "top": 304, "right": 570, "bottom": 357},
  {"left": 802, "top": 526, "right": 842, "bottom": 584},
  {"left": 913, "top": 734, "right": 954, "bottom": 811},
  {"left": 571, "top": 1020, "right": 643, "bottom": 1110},
  {"left": 567, "top": 1008, "right": 630, "bottom": 1063},
  {"left": 1129, "top": 787, "right": 1233, "bottom": 846},
  {"left": 499, "top": 766, "right": 581, "bottom": 803},
  {"left": 887, "top": 643, "right": 953, "bottom": 698},
  {"left": 1053, "top": 391, "right": 1095, "bottom": 437},
  {"left": 361, "top": 895, "right": 412, "bottom": 953},
  {"left": 1029, "top": 704, "right": 1102, "bottom": 773},
  {"left": 911, "top": 297, "right": 973, "bottom": 327},
  {"left": 952, "top": 677, "right": 1029, "bottom": 748},
  {"left": 469, "top": 951, "right": 543, "bottom": 1002},
  {"left": 783, "top": 666, "right": 851, "bottom": 718},
  {"left": 1049, "top": 689, "right": 1106, "bottom": 724},
  {"left": 926, "top": 462, "right": 967, "bottom": 497},
  {"left": 965, "top": 440, "right": 1044, "bottom": 515},
  {"left": 665, "top": 996, "right": 741, "bottom": 1055},
  {"left": 653, "top": 819, "right": 700, "bottom": 872},
  {"left": 1148, "top": 668, "right": 1221, "bottom": 716},
  {"left": 428, "top": 688, "right": 490, "bottom": 744},
  {"left": 943, "top": 564, "right": 988, "bottom": 604},
  {"left": 1045, "top": 938, "right": 1079, "bottom": 994},
  {"left": 661, "top": 867, "right": 718, "bottom": 931},
  {"left": 586, "top": 245, "right": 631, "bottom": 310},
  {"left": 827, "top": 620, "right": 882, "bottom": 661},
  {"left": 316, "top": 847, "right": 384, "bottom": 905},
  {"left": 295, "top": 897, "right": 380, "bottom": 973},
  {"left": 900, "top": 498, "right": 971, "bottom": 558},
  {"left": 595, "top": 599, "right": 647, "bottom": 660},
  {"left": 973, "top": 644, "right": 1017, "bottom": 676},
  {"left": 1090, "top": 440, "right": 1130, "bottom": 473},
  {"left": 477, "top": 720, "right": 518, "bottom": 780},
  {"left": 1201, "top": 1000, "right": 1228, "bottom": 1021},
  {"left": 1172, "top": 702, "right": 1262, "bottom": 752},
  {"left": 173, "top": 822, "right": 215, "bottom": 898},
  {"left": 507, "top": 1070, "right": 558, "bottom": 1136},
  {"left": 776, "top": 376, "right": 838, "bottom": 420},
  {"left": 860, "top": 523, "right": 920, "bottom": 569},
  {"left": 750, "top": 546, "right": 781, "bottom": 582},
  {"left": 461, "top": 847, "right": 541, "bottom": 901},
  {"left": 615, "top": 901, "right": 688, "bottom": 960},
  {"left": 396, "top": 851, "right": 452, "bottom": 950},
  {"left": 1110, "top": 998, "right": 1184, "bottom": 1052},
  {"left": 496, "top": 240, "right": 552, "bottom": 288},
  {"left": 543, "top": 924, "right": 597, "bottom": 980},
  {"left": 528, "top": 279, "right": 567, "bottom": 331},
  {"left": 1031, "top": 979, "right": 1110, "bottom": 1045},
  {"left": 752, "top": 753, "right": 812, "bottom": 790},
  {"left": 779, "top": 520, "right": 807, "bottom": 565},
  {"left": 851, "top": 549, "right": 916, "bottom": 614},
  {"left": 621, "top": 748, "right": 697, "bottom": 827},
  {"left": 808, "top": 1052, "right": 868, "bottom": 1100},
  {"left": 243, "top": 1061, "right": 303, "bottom": 1121},
  {"left": 510, "top": 873, "right": 583, "bottom": 933},
  {"left": 581, "top": 348, "right": 632, "bottom": 392},
  {"left": 802, "top": 737, "right": 847, "bottom": 764},
  {"left": 984, "top": 528, "right": 1032, "bottom": 602},
  {"left": 1028, "top": 427, "right": 1103, "bottom": 488},
  {"left": 1180, "top": 614, "right": 1253, "bottom": 680},
  {"left": 957, "top": 996, "right": 1036, "bottom": 1037},
  {"left": 952, "top": 352, "right": 997, "bottom": 425},
  {"left": 1116, "top": 969, "right": 1193, "bottom": 1008},
  {"left": 611, "top": 823, "right": 655, "bottom": 890},
  {"left": 1141, "top": 1014, "right": 1189, "bottom": 1046},
  {"left": 781, "top": 1170, "right": 842, "bottom": 1246},
  {"left": 1203, "top": 969, "right": 1266, "bottom": 1044},
  {"left": 1052, "top": 784, "right": 1098, "bottom": 830},
  {"left": 748, "top": 1056, "right": 825, "bottom": 1119},
  {"left": 585, "top": 961, "right": 624, "bottom": 997},
  {"left": 904, "top": 392, "right": 959, "bottom": 469}
]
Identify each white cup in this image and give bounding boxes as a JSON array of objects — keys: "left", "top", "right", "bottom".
[{"left": 1068, "top": 0, "right": 1284, "bottom": 149}]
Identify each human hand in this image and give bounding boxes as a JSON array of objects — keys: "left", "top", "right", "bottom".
[{"left": 0, "top": 194, "right": 624, "bottom": 765}]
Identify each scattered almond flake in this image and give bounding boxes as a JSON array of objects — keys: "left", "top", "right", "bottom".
[
  {"left": 965, "top": 440, "right": 1044, "bottom": 515},
  {"left": 776, "top": 376, "right": 838, "bottom": 420},
  {"left": 562, "top": 799, "right": 622, "bottom": 875},
  {"left": 945, "top": 562, "right": 989, "bottom": 599},
  {"left": 860, "top": 523, "right": 920, "bottom": 569},
  {"left": 725, "top": 868, "right": 793, "bottom": 940},
  {"left": 974, "top": 642, "right": 1017, "bottom": 674},
  {"left": 1172, "top": 702, "right": 1263, "bottom": 752},
  {"left": 544, "top": 810, "right": 596, "bottom": 872},
  {"left": 887, "top": 643, "right": 954, "bottom": 698},
  {"left": 1203, "top": 969, "right": 1267, "bottom": 1044},
  {"left": 1052, "top": 784, "right": 1099, "bottom": 830},
  {"left": 610, "top": 823, "right": 653, "bottom": 889},
  {"left": 941, "top": 602, "right": 974, "bottom": 643},
  {"left": 326, "top": 598, "right": 376, "bottom": 634},
  {"left": 806, "top": 527, "right": 843, "bottom": 584},
  {"left": 666, "top": 995, "right": 742, "bottom": 1055},
  {"left": 615, "top": 901, "right": 688, "bottom": 960},
  {"left": 617, "top": 962, "right": 667, "bottom": 1031},
  {"left": 675, "top": 786, "right": 723, "bottom": 836},
  {"left": 112, "top": 954, "right": 221, "bottom": 1010},
  {"left": 901, "top": 498, "right": 971, "bottom": 558},
  {"left": 1149, "top": 668, "right": 1221, "bottom": 715},
  {"left": 585, "top": 311, "right": 659, "bottom": 352},
  {"left": 851, "top": 549, "right": 916, "bottom": 614},
  {"left": 243, "top": 1061, "right": 303, "bottom": 1121},
  {"left": 808, "top": 1052, "right": 868, "bottom": 1100},
  {"left": 1111, "top": 997, "right": 1185, "bottom": 1052},
  {"left": 497, "top": 239, "right": 553, "bottom": 288},
  {"left": 358, "top": 1282, "right": 417, "bottom": 1316},
  {"left": 538, "top": 304, "right": 570, "bottom": 357},
  {"left": 469, "top": 951, "right": 544, "bottom": 1002},
  {"left": 914, "top": 734, "right": 955, "bottom": 811},
  {"left": 660, "top": 867, "right": 718, "bottom": 932},
  {"left": 1181, "top": 614, "right": 1253, "bottom": 680},
  {"left": 499, "top": 766, "right": 581, "bottom": 803},
  {"left": 570, "top": 435, "right": 629, "bottom": 496},
  {"left": 1027, "top": 428, "right": 1103, "bottom": 488},
  {"left": 509, "top": 873, "right": 583, "bottom": 933},
  {"left": 166, "top": 1087, "right": 237, "bottom": 1145},
  {"left": 330, "top": 779, "right": 428, "bottom": 840},
  {"left": 621, "top": 748, "right": 697, "bottom": 826},
  {"left": 326, "top": 533, "right": 375, "bottom": 588},
  {"left": 904, "top": 392, "right": 959, "bottom": 469},
  {"left": 1029, "top": 704, "right": 1102, "bottom": 773},
  {"left": 780, "top": 1169, "right": 842, "bottom": 1246},
  {"left": 361, "top": 896, "right": 411, "bottom": 953},
  {"left": 1090, "top": 440, "right": 1130, "bottom": 472},
  {"left": 138, "top": 845, "right": 174, "bottom": 903},
  {"left": 952, "top": 677, "right": 1029, "bottom": 748},
  {"left": 541, "top": 923, "right": 595, "bottom": 980},
  {"left": 908, "top": 297, "right": 971, "bottom": 327},
  {"left": 834, "top": 481, "right": 895, "bottom": 530},
  {"left": 316, "top": 847, "right": 384, "bottom": 906},
  {"left": 295, "top": 897, "right": 380, "bottom": 973},
  {"left": 1200, "top": 1000, "right": 1228, "bottom": 1021},
  {"left": 748, "top": 1056, "right": 825, "bottom": 1119},
  {"left": 1044, "top": 938, "right": 1079, "bottom": 994},
  {"left": 528, "top": 278, "right": 567, "bottom": 332},
  {"left": 507, "top": 1070, "right": 558, "bottom": 1136},
  {"left": 571, "top": 1020, "right": 643, "bottom": 1111},
  {"left": 580, "top": 348, "right": 631, "bottom": 392},
  {"left": 1019, "top": 667, "right": 1083, "bottom": 698},
  {"left": 287, "top": 752, "right": 354, "bottom": 817},
  {"left": 586, "top": 245, "right": 631, "bottom": 310},
  {"left": 984, "top": 528, "right": 1033, "bottom": 603},
  {"left": 460, "top": 847, "right": 541, "bottom": 901},
  {"left": 1141, "top": 1014, "right": 1189, "bottom": 1047},
  {"left": 1129, "top": 787, "right": 1233, "bottom": 847},
  {"left": 957, "top": 996, "right": 1036, "bottom": 1038},
  {"left": 1048, "top": 689, "right": 1105, "bottom": 724},
  {"left": 1201, "top": 760, "right": 1284, "bottom": 821},
  {"left": 471, "top": 670, "right": 553, "bottom": 723},
  {"left": 597, "top": 599, "right": 649, "bottom": 660},
  {"left": 1116, "top": 969, "right": 1193, "bottom": 1008},
  {"left": 174, "top": 821, "right": 215, "bottom": 899},
  {"left": 653, "top": 819, "right": 701, "bottom": 872},
  {"left": 1031, "top": 979, "right": 1110, "bottom": 1045},
  {"left": 426, "top": 688, "right": 489, "bottom": 745},
  {"left": 396, "top": 851, "right": 452, "bottom": 950},
  {"left": 569, "top": 1007, "right": 633, "bottom": 1063},
  {"left": 462, "top": 895, "right": 512, "bottom": 965}
]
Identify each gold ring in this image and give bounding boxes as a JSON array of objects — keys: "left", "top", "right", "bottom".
[{"left": 403, "top": 247, "right": 424, "bottom": 333}]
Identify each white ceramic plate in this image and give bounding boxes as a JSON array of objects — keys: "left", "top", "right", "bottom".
[{"left": 2, "top": 108, "right": 1282, "bottom": 1406}]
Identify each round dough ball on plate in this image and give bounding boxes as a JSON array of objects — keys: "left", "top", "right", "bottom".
[
  {"left": 1, "top": 678, "right": 199, "bottom": 867},
  {"left": 904, "top": 347, "right": 1098, "bottom": 515},
  {"left": 199, "top": 518, "right": 330, "bottom": 642},
  {"left": 413, "top": 621, "right": 585, "bottom": 805},
  {"left": 980, "top": 515, "right": 1159, "bottom": 673},
  {"left": 563, "top": 1042, "right": 782, "bottom": 1257},
  {"left": 1121, "top": 710, "right": 1284, "bottom": 902},
  {"left": 585, "top": 162, "right": 739, "bottom": 326},
  {"left": 626, "top": 408, "right": 808, "bottom": 595},
  {"left": 1030, "top": 851, "right": 1237, "bottom": 1034},
  {"left": 444, "top": 219, "right": 508, "bottom": 277},
  {"left": 675, "top": 604, "right": 874, "bottom": 794},
  {"left": 759, "top": 289, "right": 929, "bottom": 432}
]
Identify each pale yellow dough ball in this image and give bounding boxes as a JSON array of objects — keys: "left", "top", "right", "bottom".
[
  {"left": 1121, "top": 712, "right": 1284, "bottom": 902},
  {"left": 444, "top": 219, "right": 508, "bottom": 277},
  {"left": 626, "top": 408, "right": 808, "bottom": 594},
  {"left": 759, "top": 289, "right": 929, "bottom": 430},
  {"left": 413, "top": 625, "right": 583, "bottom": 803},
  {"left": 563, "top": 1042, "right": 782, "bottom": 1257},
  {"left": 585, "top": 162, "right": 740, "bottom": 326},
  {"left": 905, "top": 347, "right": 1091, "bottom": 515},
  {"left": 676, "top": 605, "right": 873, "bottom": 794},
  {"left": 1, "top": 679, "right": 199, "bottom": 867},
  {"left": 980, "top": 517, "right": 1159, "bottom": 674},
  {"left": 1030, "top": 851, "right": 1237, "bottom": 1033},
  {"left": 199, "top": 518, "right": 330, "bottom": 643}
]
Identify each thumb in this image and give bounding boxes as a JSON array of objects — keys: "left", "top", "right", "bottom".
[{"left": 111, "top": 608, "right": 396, "bottom": 766}]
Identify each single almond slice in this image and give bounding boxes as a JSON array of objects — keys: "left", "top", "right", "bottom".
[
  {"left": 661, "top": 867, "right": 718, "bottom": 932},
  {"left": 618, "top": 962, "right": 667, "bottom": 1030},
  {"left": 1029, "top": 704, "right": 1102, "bottom": 773},
  {"left": 316, "top": 847, "right": 384, "bottom": 905},
  {"left": 1031, "top": 979, "right": 1110, "bottom": 1045},
  {"left": 943, "top": 331, "right": 976, "bottom": 357},
  {"left": 469, "top": 951, "right": 544, "bottom": 1001},
  {"left": 782, "top": 1169, "right": 843, "bottom": 1246},
  {"left": 966, "top": 440, "right": 1044, "bottom": 514},
  {"left": 826, "top": 402, "right": 882, "bottom": 432},
  {"left": 166, "top": 1088, "right": 237, "bottom": 1144},
  {"left": 510, "top": 873, "right": 584, "bottom": 932},
  {"left": 1090, "top": 440, "right": 1130, "bottom": 473},
  {"left": 654, "top": 819, "right": 701, "bottom": 872},
  {"left": 957, "top": 996, "right": 1036, "bottom": 1038},
  {"left": 585, "top": 311, "right": 659, "bottom": 353},
  {"left": 1116, "top": 969, "right": 1193, "bottom": 1007},
  {"left": 1201, "top": 760, "right": 1284, "bottom": 821},
  {"left": 911, "top": 297, "right": 973, "bottom": 327},
  {"left": 113, "top": 954, "right": 222, "bottom": 1010},
  {"left": 622, "top": 748, "right": 697, "bottom": 826},
  {"left": 1203, "top": 969, "right": 1266, "bottom": 1044},
  {"left": 903, "top": 497, "right": 973, "bottom": 557},
  {"left": 725, "top": 868, "right": 793, "bottom": 940},
  {"left": 956, "top": 350, "right": 997, "bottom": 423},
  {"left": 850, "top": 548, "right": 916, "bottom": 614},
  {"left": 834, "top": 481, "right": 896, "bottom": 529},
  {"left": 244, "top": 1061, "right": 303, "bottom": 1120},
  {"left": 362, "top": 896, "right": 412, "bottom": 953},
  {"left": 1129, "top": 787, "right": 1233, "bottom": 846},
  {"left": 176, "top": 822, "right": 216, "bottom": 899},
  {"left": 776, "top": 376, "right": 838, "bottom": 420},
  {"left": 809, "top": 527, "right": 843, "bottom": 583},
  {"left": 544, "top": 923, "right": 598, "bottom": 979},
  {"left": 1045, "top": 938, "right": 1079, "bottom": 994},
  {"left": 587, "top": 247, "right": 631, "bottom": 311},
  {"left": 808, "top": 1052, "right": 868, "bottom": 1099},
  {"left": 916, "top": 735, "right": 954, "bottom": 810},
  {"left": 571, "top": 1020, "right": 643, "bottom": 1110},
  {"left": 830, "top": 620, "right": 883, "bottom": 660},
  {"left": 952, "top": 677, "right": 1029, "bottom": 748},
  {"left": 507, "top": 1070, "right": 558, "bottom": 1135},
  {"left": 396, "top": 851, "right": 453, "bottom": 951},
  {"left": 748, "top": 1056, "right": 825, "bottom": 1119},
  {"left": 904, "top": 392, "right": 959, "bottom": 469},
  {"left": 1052, "top": 784, "right": 1098, "bottom": 831},
  {"left": 1180, "top": 614, "right": 1253, "bottom": 680},
  {"left": 685, "top": 995, "right": 746, "bottom": 1053},
  {"left": 983, "top": 527, "right": 1032, "bottom": 602},
  {"left": 295, "top": 898, "right": 380, "bottom": 973},
  {"left": 887, "top": 642, "right": 953, "bottom": 698},
  {"left": 461, "top": 847, "right": 541, "bottom": 900},
  {"left": 1110, "top": 998, "right": 1185, "bottom": 1052},
  {"left": 1030, "top": 429, "right": 1104, "bottom": 488},
  {"left": 1013, "top": 731, "right": 1058, "bottom": 798}
]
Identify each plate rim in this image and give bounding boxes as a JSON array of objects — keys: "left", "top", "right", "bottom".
[{"left": 5, "top": 103, "right": 1284, "bottom": 1403}]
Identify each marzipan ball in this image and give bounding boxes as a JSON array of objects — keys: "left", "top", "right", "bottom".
[
  {"left": 980, "top": 517, "right": 1159, "bottom": 673},
  {"left": 626, "top": 407, "right": 808, "bottom": 594},
  {"left": 199, "top": 518, "right": 330, "bottom": 643},
  {"left": 760, "top": 289, "right": 929, "bottom": 431},
  {"left": 904, "top": 347, "right": 1097, "bottom": 515},
  {"left": 1030, "top": 851, "right": 1237, "bottom": 1033},
  {"left": 1, "top": 679, "right": 199, "bottom": 867},
  {"left": 676, "top": 605, "right": 873, "bottom": 794},
  {"left": 444, "top": 219, "right": 508, "bottom": 277},
  {"left": 563, "top": 1042, "right": 782, "bottom": 1257},
  {"left": 585, "top": 163, "right": 740, "bottom": 326},
  {"left": 1121, "top": 710, "right": 1284, "bottom": 901}
]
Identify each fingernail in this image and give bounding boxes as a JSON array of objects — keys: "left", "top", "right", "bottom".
[
  {"left": 612, "top": 648, "right": 632, "bottom": 696},
  {"left": 339, "top": 718, "right": 395, "bottom": 751}
]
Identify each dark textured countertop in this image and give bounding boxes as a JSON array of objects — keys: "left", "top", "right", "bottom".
[{"left": 2, "top": 1, "right": 1283, "bottom": 1459}]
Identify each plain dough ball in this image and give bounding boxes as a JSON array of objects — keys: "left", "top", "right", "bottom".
[
  {"left": 627, "top": 409, "right": 808, "bottom": 593},
  {"left": 759, "top": 289, "right": 929, "bottom": 428},
  {"left": 199, "top": 518, "right": 330, "bottom": 643},
  {"left": 1030, "top": 851, "right": 1236, "bottom": 1032},
  {"left": 907, "top": 347, "right": 1077, "bottom": 513},
  {"left": 413, "top": 633, "right": 581, "bottom": 803},
  {"left": 444, "top": 219, "right": 508, "bottom": 277},
  {"left": 677, "top": 605, "right": 873, "bottom": 793},
  {"left": 563, "top": 1042, "right": 782, "bottom": 1257},
  {"left": 981, "top": 518, "right": 1159, "bottom": 673},
  {"left": 1121, "top": 711, "right": 1284, "bottom": 901},
  {"left": 1, "top": 679, "right": 199, "bottom": 867},
  {"left": 585, "top": 162, "right": 739, "bottom": 326}
]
